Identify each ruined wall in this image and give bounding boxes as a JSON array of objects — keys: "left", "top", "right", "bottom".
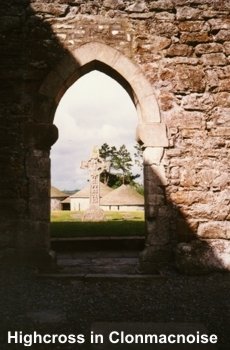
[{"left": 0, "top": 0, "right": 229, "bottom": 272}]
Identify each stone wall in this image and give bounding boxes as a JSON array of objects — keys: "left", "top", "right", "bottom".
[{"left": 0, "top": 0, "right": 229, "bottom": 272}]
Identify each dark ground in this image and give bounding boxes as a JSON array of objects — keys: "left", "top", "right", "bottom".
[{"left": 0, "top": 260, "right": 230, "bottom": 350}]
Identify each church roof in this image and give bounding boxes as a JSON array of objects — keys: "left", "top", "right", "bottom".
[
  {"left": 51, "top": 186, "right": 68, "bottom": 198},
  {"left": 100, "top": 184, "right": 144, "bottom": 206},
  {"left": 70, "top": 182, "right": 113, "bottom": 198}
]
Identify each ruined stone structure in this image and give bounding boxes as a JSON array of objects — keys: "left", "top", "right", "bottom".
[{"left": 1, "top": 0, "right": 229, "bottom": 273}]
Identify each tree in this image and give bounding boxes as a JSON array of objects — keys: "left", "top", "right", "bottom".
[
  {"left": 134, "top": 142, "right": 144, "bottom": 172},
  {"left": 99, "top": 143, "right": 117, "bottom": 186},
  {"left": 99, "top": 143, "right": 143, "bottom": 188},
  {"left": 112, "top": 144, "right": 133, "bottom": 184}
]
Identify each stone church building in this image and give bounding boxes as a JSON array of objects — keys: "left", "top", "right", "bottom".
[
  {"left": 50, "top": 186, "right": 68, "bottom": 210},
  {"left": 0, "top": 0, "right": 229, "bottom": 273}
]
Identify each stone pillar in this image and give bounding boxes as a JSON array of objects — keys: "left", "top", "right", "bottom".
[
  {"left": 139, "top": 147, "right": 173, "bottom": 273},
  {"left": 14, "top": 123, "right": 58, "bottom": 267}
]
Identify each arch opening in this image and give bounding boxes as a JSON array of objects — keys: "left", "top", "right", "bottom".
[
  {"left": 33, "top": 42, "right": 169, "bottom": 272},
  {"left": 50, "top": 69, "right": 145, "bottom": 274}
]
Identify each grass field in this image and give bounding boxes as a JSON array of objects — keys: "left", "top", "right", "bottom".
[{"left": 50, "top": 210, "right": 145, "bottom": 238}]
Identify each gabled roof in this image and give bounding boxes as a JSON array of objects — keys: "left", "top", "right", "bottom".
[
  {"left": 70, "top": 182, "right": 113, "bottom": 198},
  {"left": 51, "top": 186, "right": 68, "bottom": 198},
  {"left": 100, "top": 184, "right": 144, "bottom": 206},
  {"left": 61, "top": 197, "right": 70, "bottom": 204}
]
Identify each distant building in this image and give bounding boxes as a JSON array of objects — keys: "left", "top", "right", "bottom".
[
  {"left": 70, "top": 182, "right": 113, "bottom": 211},
  {"left": 100, "top": 184, "right": 144, "bottom": 211},
  {"left": 50, "top": 186, "right": 68, "bottom": 211},
  {"left": 61, "top": 196, "right": 71, "bottom": 211}
]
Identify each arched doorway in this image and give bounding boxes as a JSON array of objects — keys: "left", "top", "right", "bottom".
[
  {"left": 35, "top": 42, "right": 169, "bottom": 272},
  {"left": 50, "top": 69, "right": 145, "bottom": 273}
]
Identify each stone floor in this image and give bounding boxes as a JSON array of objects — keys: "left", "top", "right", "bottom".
[
  {"left": 1, "top": 243, "right": 230, "bottom": 350},
  {"left": 56, "top": 250, "right": 141, "bottom": 275},
  {"left": 49, "top": 236, "right": 147, "bottom": 277}
]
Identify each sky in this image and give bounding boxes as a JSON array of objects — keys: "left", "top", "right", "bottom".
[{"left": 50, "top": 70, "right": 140, "bottom": 191}]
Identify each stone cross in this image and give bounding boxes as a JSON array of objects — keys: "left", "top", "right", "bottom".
[{"left": 81, "top": 147, "right": 109, "bottom": 219}]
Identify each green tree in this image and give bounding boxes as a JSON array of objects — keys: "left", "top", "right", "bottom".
[
  {"left": 134, "top": 142, "right": 144, "bottom": 172},
  {"left": 99, "top": 143, "right": 143, "bottom": 188},
  {"left": 113, "top": 144, "right": 133, "bottom": 185},
  {"left": 99, "top": 143, "right": 117, "bottom": 185}
]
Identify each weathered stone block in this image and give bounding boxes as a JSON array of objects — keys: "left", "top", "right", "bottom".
[
  {"left": 151, "top": 36, "right": 171, "bottom": 51},
  {"left": 208, "top": 18, "right": 230, "bottom": 31},
  {"left": 196, "top": 168, "right": 228, "bottom": 188},
  {"left": 143, "top": 147, "right": 164, "bottom": 165},
  {"left": 126, "top": 1, "right": 148, "bottom": 13},
  {"left": 145, "top": 176, "right": 165, "bottom": 191},
  {"left": 214, "top": 92, "right": 230, "bottom": 107},
  {"left": 172, "top": 66, "right": 206, "bottom": 92},
  {"left": 170, "top": 166, "right": 179, "bottom": 179},
  {"left": 182, "top": 93, "right": 214, "bottom": 111},
  {"left": 146, "top": 228, "right": 171, "bottom": 245},
  {"left": 136, "top": 123, "right": 168, "bottom": 147},
  {"left": 175, "top": 239, "right": 230, "bottom": 274},
  {"left": 201, "top": 53, "right": 227, "bottom": 66},
  {"left": 224, "top": 41, "right": 230, "bottom": 55},
  {"left": 155, "top": 22, "right": 178, "bottom": 37},
  {"left": 211, "top": 107, "right": 230, "bottom": 126},
  {"left": 139, "top": 244, "right": 173, "bottom": 272},
  {"left": 149, "top": 0, "right": 174, "bottom": 10},
  {"left": 178, "top": 21, "right": 207, "bottom": 32},
  {"left": 197, "top": 221, "right": 230, "bottom": 239},
  {"left": 210, "top": 127, "right": 230, "bottom": 137},
  {"left": 180, "top": 168, "right": 197, "bottom": 187},
  {"left": 176, "top": 6, "right": 202, "bottom": 20},
  {"left": 170, "top": 191, "right": 212, "bottom": 206},
  {"left": 155, "top": 12, "right": 175, "bottom": 21},
  {"left": 103, "top": 0, "right": 124, "bottom": 10},
  {"left": 191, "top": 204, "right": 229, "bottom": 221},
  {"left": 145, "top": 205, "right": 159, "bottom": 219},
  {"left": 181, "top": 32, "right": 211, "bottom": 44},
  {"left": 215, "top": 30, "right": 230, "bottom": 42},
  {"left": 159, "top": 92, "right": 174, "bottom": 111},
  {"left": 195, "top": 43, "right": 224, "bottom": 56},
  {"left": 30, "top": 3, "right": 69, "bottom": 16},
  {"left": 166, "top": 44, "right": 192, "bottom": 57},
  {"left": 147, "top": 193, "right": 165, "bottom": 205},
  {"left": 205, "top": 69, "right": 219, "bottom": 89},
  {"left": 129, "top": 12, "right": 154, "bottom": 19},
  {"left": 218, "top": 78, "right": 230, "bottom": 92},
  {"left": 151, "top": 165, "right": 168, "bottom": 186},
  {"left": 167, "top": 111, "right": 204, "bottom": 129}
]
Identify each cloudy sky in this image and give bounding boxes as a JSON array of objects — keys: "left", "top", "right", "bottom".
[{"left": 51, "top": 71, "right": 140, "bottom": 191}]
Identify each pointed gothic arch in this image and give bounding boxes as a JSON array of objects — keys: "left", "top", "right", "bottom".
[
  {"left": 38, "top": 42, "right": 168, "bottom": 148},
  {"left": 30, "top": 42, "right": 170, "bottom": 271}
]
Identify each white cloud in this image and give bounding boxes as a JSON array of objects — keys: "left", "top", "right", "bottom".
[{"left": 51, "top": 71, "right": 140, "bottom": 190}]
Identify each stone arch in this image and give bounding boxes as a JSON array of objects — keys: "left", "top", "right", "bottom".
[
  {"left": 38, "top": 42, "right": 168, "bottom": 148},
  {"left": 34, "top": 42, "right": 170, "bottom": 271}
]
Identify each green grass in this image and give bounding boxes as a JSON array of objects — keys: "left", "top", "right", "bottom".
[{"left": 50, "top": 210, "right": 145, "bottom": 238}]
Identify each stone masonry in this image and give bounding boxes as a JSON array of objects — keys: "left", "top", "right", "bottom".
[{"left": 0, "top": 0, "right": 229, "bottom": 273}]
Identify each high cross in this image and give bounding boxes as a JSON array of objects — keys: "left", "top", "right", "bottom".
[{"left": 81, "top": 146, "right": 109, "bottom": 208}]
